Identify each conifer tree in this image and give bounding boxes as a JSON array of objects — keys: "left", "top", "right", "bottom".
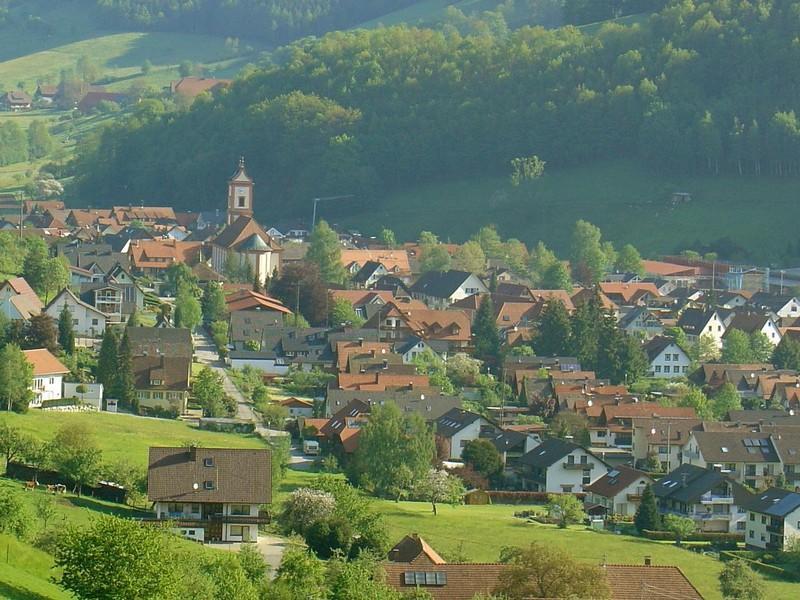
[
  {"left": 634, "top": 484, "right": 660, "bottom": 533},
  {"left": 58, "top": 304, "right": 75, "bottom": 354},
  {"left": 96, "top": 328, "right": 119, "bottom": 394},
  {"left": 473, "top": 295, "right": 501, "bottom": 366},
  {"left": 114, "top": 331, "right": 136, "bottom": 410},
  {"left": 535, "top": 299, "right": 571, "bottom": 357}
]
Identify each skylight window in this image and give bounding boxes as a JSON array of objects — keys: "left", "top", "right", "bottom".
[{"left": 721, "top": 447, "right": 729, "bottom": 453}]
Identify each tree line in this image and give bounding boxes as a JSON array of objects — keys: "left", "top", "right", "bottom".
[{"left": 71, "top": 1, "right": 800, "bottom": 221}]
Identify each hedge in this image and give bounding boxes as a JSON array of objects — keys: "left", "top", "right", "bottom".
[
  {"left": 642, "top": 529, "right": 743, "bottom": 542},
  {"left": 720, "top": 551, "right": 799, "bottom": 581},
  {"left": 487, "top": 491, "right": 586, "bottom": 505}
]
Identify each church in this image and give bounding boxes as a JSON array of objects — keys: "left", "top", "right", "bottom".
[{"left": 211, "top": 158, "right": 282, "bottom": 285}]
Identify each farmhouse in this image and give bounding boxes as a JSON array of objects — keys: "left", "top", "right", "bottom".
[
  {"left": 517, "top": 437, "right": 608, "bottom": 493},
  {"left": 23, "top": 349, "right": 70, "bottom": 407}
]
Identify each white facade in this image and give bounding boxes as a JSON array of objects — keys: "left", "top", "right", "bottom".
[
  {"left": 648, "top": 342, "right": 692, "bottom": 379},
  {"left": 30, "top": 374, "right": 64, "bottom": 407},
  {"left": 686, "top": 311, "right": 725, "bottom": 349},
  {"left": 63, "top": 382, "right": 104, "bottom": 410},
  {"left": 211, "top": 244, "right": 279, "bottom": 287},
  {"left": 415, "top": 274, "right": 489, "bottom": 309},
  {"left": 45, "top": 289, "right": 107, "bottom": 338},
  {"left": 228, "top": 355, "right": 290, "bottom": 375},
  {"left": 447, "top": 419, "right": 484, "bottom": 460},
  {"left": 154, "top": 501, "right": 260, "bottom": 543},
  {"left": 586, "top": 476, "right": 653, "bottom": 516},
  {"left": 746, "top": 506, "right": 800, "bottom": 550},
  {"left": 536, "top": 448, "right": 606, "bottom": 493}
]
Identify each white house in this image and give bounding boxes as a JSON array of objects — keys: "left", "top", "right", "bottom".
[
  {"left": 584, "top": 465, "right": 654, "bottom": 517},
  {"left": 677, "top": 308, "right": 725, "bottom": 348},
  {"left": 723, "top": 314, "right": 782, "bottom": 347},
  {"left": 745, "top": 488, "right": 800, "bottom": 550},
  {"left": 435, "top": 408, "right": 498, "bottom": 460},
  {"left": 280, "top": 397, "right": 314, "bottom": 418},
  {"left": 682, "top": 431, "right": 781, "bottom": 490},
  {"left": 644, "top": 336, "right": 692, "bottom": 379},
  {"left": 409, "top": 270, "right": 489, "bottom": 309},
  {"left": 749, "top": 294, "right": 800, "bottom": 321},
  {"left": 45, "top": 288, "right": 107, "bottom": 338},
  {"left": 0, "top": 277, "right": 43, "bottom": 321},
  {"left": 517, "top": 438, "right": 608, "bottom": 493},
  {"left": 619, "top": 307, "right": 663, "bottom": 338},
  {"left": 147, "top": 446, "right": 271, "bottom": 543},
  {"left": 228, "top": 351, "right": 291, "bottom": 375},
  {"left": 23, "top": 349, "right": 69, "bottom": 407}
]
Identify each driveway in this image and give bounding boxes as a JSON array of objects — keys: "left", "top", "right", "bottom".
[
  {"left": 206, "top": 534, "right": 290, "bottom": 577},
  {"left": 192, "top": 330, "right": 288, "bottom": 438},
  {"left": 289, "top": 445, "right": 315, "bottom": 470}
]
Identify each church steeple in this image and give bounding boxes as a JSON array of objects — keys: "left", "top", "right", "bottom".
[{"left": 227, "top": 156, "right": 254, "bottom": 225}]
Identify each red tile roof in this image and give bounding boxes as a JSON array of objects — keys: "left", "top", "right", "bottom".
[
  {"left": 603, "top": 564, "right": 704, "bottom": 599},
  {"left": 23, "top": 348, "right": 69, "bottom": 376}
]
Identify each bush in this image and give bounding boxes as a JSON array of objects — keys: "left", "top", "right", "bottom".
[
  {"left": 33, "top": 528, "right": 59, "bottom": 554},
  {"left": 642, "top": 529, "right": 743, "bottom": 543},
  {"left": 305, "top": 517, "right": 352, "bottom": 559},
  {"left": 487, "top": 491, "right": 585, "bottom": 505},
  {"left": 720, "top": 551, "right": 797, "bottom": 581}
]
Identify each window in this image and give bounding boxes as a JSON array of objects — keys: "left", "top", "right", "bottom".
[
  {"left": 190, "top": 504, "right": 200, "bottom": 514},
  {"left": 673, "top": 366, "right": 681, "bottom": 373},
  {"left": 682, "top": 366, "right": 688, "bottom": 373},
  {"left": 672, "top": 354, "right": 679, "bottom": 361},
  {"left": 230, "top": 525, "right": 245, "bottom": 537},
  {"left": 237, "top": 195, "right": 246, "bottom": 208},
  {"left": 761, "top": 515, "right": 767, "bottom": 524},
  {"left": 204, "top": 480, "right": 214, "bottom": 490},
  {"left": 749, "top": 513, "right": 755, "bottom": 521},
  {"left": 92, "top": 319, "right": 99, "bottom": 326},
  {"left": 48, "top": 378, "right": 54, "bottom": 385},
  {"left": 167, "top": 503, "right": 182, "bottom": 514},
  {"left": 561, "top": 485, "right": 574, "bottom": 493},
  {"left": 737, "top": 522, "right": 745, "bottom": 531},
  {"left": 203, "top": 458, "right": 214, "bottom": 467},
  {"left": 567, "top": 455, "right": 575, "bottom": 465},
  {"left": 150, "top": 380, "right": 162, "bottom": 386},
  {"left": 152, "top": 392, "right": 164, "bottom": 400},
  {"left": 665, "top": 354, "right": 671, "bottom": 362},
  {"left": 402, "top": 572, "right": 447, "bottom": 586},
  {"left": 749, "top": 530, "right": 754, "bottom": 538},
  {"left": 760, "top": 533, "right": 766, "bottom": 542},
  {"left": 72, "top": 319, "right": 79, "bottom": 326},
  {"left": 655, "top": 365, "right": 662, "bottom": 373},
  {"left": 658, "top": 446, "right": 668, "bottom": 454},
  {"left": 582, "top": 470, "right": 591, "bottom": 485},
  {"left": 580, "top": 455, "right": 588, "bottom": 464},
  {"left": 230, "top": 504, "right": 250, "bottom": 516}
]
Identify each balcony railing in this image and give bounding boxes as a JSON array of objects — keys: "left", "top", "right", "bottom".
[
  {"left": 145, "top": 512, "right": 270, "bottom": 525},
  {"left": 562, "top": 462, "right": 594, "bottom": 470},
  {"left": 627, "top": 494, "right": 642, "bottom": 502},
  {"left": 767, "top": 523, "right": 783, "bottom": 535},
  {"left": 700, "top": 494, "right": 734, "bottom": 504}
]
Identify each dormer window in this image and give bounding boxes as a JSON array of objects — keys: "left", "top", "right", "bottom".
[
  {"left": 204, "top": 458, "right": 214, "bottom": 467},
  {"left": 150, "top": 379, "right": 162, "bottom": 386},
  {"left": 204, "top": 480, "right": 215, "bottom": 490}
]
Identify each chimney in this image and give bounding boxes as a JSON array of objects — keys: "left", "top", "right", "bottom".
[
  {"left": 681, "top": 473, "right": 688, "bottom": 488},
  {"left": 189, "top": 446, "right": 198, "bottom": 461},
  {"left": 382, "top": 359, "right": 388, "bottom": 370},
  {"left": 644, "top": 556, "right": 652, "bottom": 566},
  {"left": 409, "top": 381, "right": 414, "bottom": 390}
]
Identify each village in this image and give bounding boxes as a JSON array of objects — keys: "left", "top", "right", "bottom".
[{"left": 0, "top": 157, "right": 798, "bottom": 598}]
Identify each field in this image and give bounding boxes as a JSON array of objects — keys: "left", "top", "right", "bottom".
[
  {"left": 1, "top": 411, "right": 267, "bottom": 468},
  {"left": 332, "top": 158, "right": 800, "bottom": 263},
  {"left": 274, "top": 468, "right": 798, "bottom": 600},
  {"left": 0, "top": 533, "right": 68, "bottom": 600}
]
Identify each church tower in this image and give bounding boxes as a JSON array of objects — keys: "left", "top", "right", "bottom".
[{"left": 227, "top": 156, "right": 254, "bottom": 225}]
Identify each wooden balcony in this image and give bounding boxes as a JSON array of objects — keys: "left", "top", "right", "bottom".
[{"left": 562, "top": 462, "right": 594, "bottom": 470}]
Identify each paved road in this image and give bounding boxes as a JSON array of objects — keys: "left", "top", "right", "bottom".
[
  {"left": 288, "top": 446, "right": 315, "bottom": 470},
  {"left": 192, "top": 330, "right": 287, "bottom": 437},
  {"left": 207, "top": 535, "right": 289, "bottom": 577}
]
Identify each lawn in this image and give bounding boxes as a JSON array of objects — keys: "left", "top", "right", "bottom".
[
  {"left": 0, "top": 534, "right": 68, "bottom": 600},
  {"left": 273, "top": 468, "right": 798, "bottom": 600},
  {"left": 333, "top": 158, "right": 800, "bottom": 264},
  {"left": 2, "top": 410, "right": 267, "bottom": 468}
]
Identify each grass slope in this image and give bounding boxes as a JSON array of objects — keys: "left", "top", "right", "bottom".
[
  {"left": 0, "top": 534, "right": 67, "bottom": 600},
  {"left": 275, "top": 468, "right": 797, "bottom": 600},
  {"left": 2, "top": 411, "right": 266, "bottom": 468},
  {"left": 333, "top": 159, "right": 800, "bottom": 263}
]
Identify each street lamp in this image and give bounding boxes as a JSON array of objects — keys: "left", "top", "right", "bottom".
[
  {"left": 651, "top": 422, "right": 672, "bottom": 472},
  {"left": 311, "top": 195, "right": 355, "bottom": 229}
]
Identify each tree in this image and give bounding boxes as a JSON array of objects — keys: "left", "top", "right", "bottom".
[
  {"left": 570, "top": 220, "right": 613, "bottom": 284},
  {"left": 721, "top": 329, "right": 752, "bottom": 363},
  {"left": 329, "top": 297, "right": 365, "bottom": 327},
  {"left": 306, "top": 516, "right": 353, "bottom": 558},
  {"left": 114, "top": 331, "right": 136, "bottom": 409},
  {"left": 452, "top": 241, "right": 486, "bottom": 273},
  {"left": 280, "top": 488, "right": 337, "bottom": 536},
  {"left": 174, "top": 282, "right": 202, "bottom": 331},
  {"left": 540, "top": 261, "right": 572, "bottom": 291},
  {"left": 615, "top": 243, "right": 644, "bottom": 276},
  {"left": 51, "top": 423, "right": 102, "bottom": 496},
  {"left": 274, "top": 547, "right": 328, "bottom": 600},
  {"left": 662, "top": 514, "right": 695, "bottom": 545},
  {"left": 679, "top": 387, "right": 712, "bottom": 419},
  {"left": 461, "top": 439, "right": 503, "bottom": 478},
  {"left": 192, "top": 367, "right": 228, "bottom": 418},
  {"left": 55, "top": 515, "right": 182, "bottom": 600},
  {"left": 473, "top": 295, "right": 501, "bottom": 365},
  {"left": 355, "top": 403, "right": 434, "bottom": 497},
  {"left": 141, "top": 59, "right": 152, "bottom": 75},
  {"left": 420, "top": 244, "right": 451, "bottom": 273},
  {"left": 201, "top": 281, "right": 227, "bottom": 324},
  {"left": 270, "top": 262, "right": 328, "bottom": 326},
  {"left": 693, "top": 333, "right": 721, "bottom": 363},
  {"left": 238, "top": 544, "right": 268, "bottom": 586},
  {"left": 495, "top": 543, "right": 610, "bottom": 600},
  {"left": 58, "top": 304, "right": 76, "bottom": 354},
  {"left": 472, "top": 225, "right": 504, "bottom": 259},
  {"left": 28, "top": 120, "right": 54, "bottom": 159},
  {"left": 412, "top": 349, "right": 455, "bottom": 394},
  {"left": 378, "top": 228, "right": 397, "bottom": 249},
  {"left": 414, "top": 469, "right": 465, "bottom": 516},
  {"left": 719, "top": 559, "right": 765, "bottom": 600},
  {"left": 76, "top": 54, "right": 99, "bottom": 84},
  {"left": 551, "top": 412, "right": 590, "bottom": 446},
  {"left": 126, "top": 307, "right": 141, "bottom": 328},
  {"left": 0, "top": 344, "right": 34, "bottom": 412},
  {"left": 535, "top": 299, "right": 571, "bottom": 357},
  {"left": 306, "top": 220, "right": 346, "bottom": 284},
  {"left": 25, "top": 313, "right": 58, "bottom": 353},
  {"left": 260, "top": 402, "right": 288, "bottom": 429},
  {"left": 773, "top": 335, "right": 800, "bottom": 370},
  {"left": 0, "top": 420, "right": 32, "bottom": 474},
  {"left": 712, "top": 382, "right": 743, "bottom": 420},
  {"left": 42, "top": 257, "right": 70, "bottom": 304},
  {"left": 446, "top": 353, "right": 481, "bottom": 387},
  {"left": 96, "top": 328, "right": 119, "bottom": 393},
  {"left": 0, "top": 487, "right": 32, "bottom": 539},
  {"left": 634, "top": 484, "right": 660, "bottom": 532},
  {"left": 546, "top": 493, "right": 586, "bottom": 528},
  {"left": 749, "top": 331, "right": 774, "bottom": 363},
  {"left": 509, "top": 155, "right": 545, "bottom": 186},
  {"left": 36, "top": 494, "right": 57, "bottom": 529}
]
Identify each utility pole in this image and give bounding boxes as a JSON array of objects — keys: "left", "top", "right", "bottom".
[{"left": 311, "top": 195, "right": 355, "bottom": 229}]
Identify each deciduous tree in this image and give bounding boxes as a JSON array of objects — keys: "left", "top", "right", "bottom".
[
  {"left": 461, "top": 439, "right": 503, "bottom": 478},
  {"left": 719, "top": 559, "right": 765, "bottom": 600},
  {"left": 306, "top": 220, "right": 346, "bottom": 284},
  {"left": 546, "top": 493, "right": 586, "bottom": 528},
  {"left": 0, "top": 344, "right": 34, "bottom": 412},
  {"left": 51, "top": 423, "right": 102, "bottom": 496}
]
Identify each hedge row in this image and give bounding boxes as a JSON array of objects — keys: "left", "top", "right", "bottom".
[
  {"left": 642, "top": 529, "right": 744, "bottom": 542},
  {"left": 720, "top": 551, "right": 799, "bottom": 581},
  {"left": 487, "top": 491, "right": 586, "bottom": 505}
]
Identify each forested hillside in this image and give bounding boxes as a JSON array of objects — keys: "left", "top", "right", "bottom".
[{"left": 70, "top": 0, "right": 800, "bottom": 227}]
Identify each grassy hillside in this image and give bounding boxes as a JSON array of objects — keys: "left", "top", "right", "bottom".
[
  {"left": 276, "top": 469, "right": 794, "bottom": 600},
  {"left": 331, "top": 159, "right": 800, "bottom": 264},
  {"left": 0, "top": 534, "right": 67, "bottom": 600},
  {"left": 2, "top": 411, "right": 266, "bottom": 468}
]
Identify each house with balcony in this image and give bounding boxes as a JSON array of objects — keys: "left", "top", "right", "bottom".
[
  {"left": 630, "top": 417, "right": 702, "bottom": 472},
  {"left": 147, "top": 446, "right": 271, "bottom": 543},
  {"left": 409, "top": 270, "right": 488, "bottom": 309},
  {"left": 682, "top": 431, "right": 782, "bottom": 489},
  {"left": 516, "top": 438, "right": 608, "bottom": 493},
  {"left": 128, "top": 327, "right": 193, "bottom": 415},
  {"left": 584, "top": 465, "right": 654, "bottom": 517},
  {"left": 364, "top": 301, "right": 472, "bottom": 353},
  {"left": 773, "top": 432, "right": 800, "bottom": 488},
  {"left": 589, "top": 403, "right": 697, "bottom": 450},
  {"left": 23, "top": 349, "right": 69, "bottom": 408},
  {"left": 745, "top": 487, "right": 800, "bottom": 551},
  {"left": 652, "top": 464, "right": 752, "bottom": 533},
  {"left": 45, "top": 288, "right": 107, "bottom": 338},
  {"left": 435, "top": 408, "right": 499, "bottom": 461}
]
